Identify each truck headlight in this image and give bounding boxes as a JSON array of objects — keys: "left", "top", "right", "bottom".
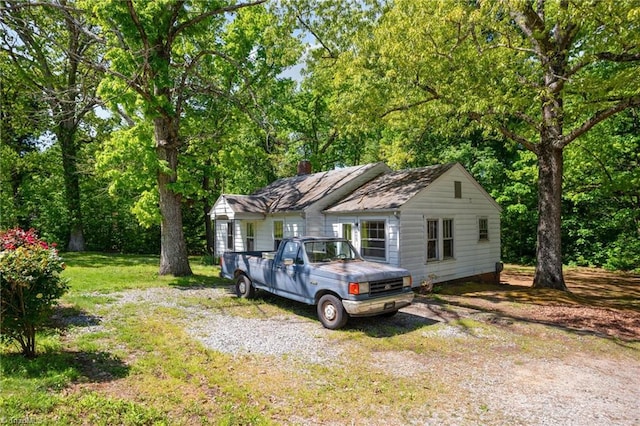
[
  {"left": 403, "top": 276, "right": 412, "bottom": 287},
  {"left": 349, "top": 281, "right": 369, "bottom": 295}
]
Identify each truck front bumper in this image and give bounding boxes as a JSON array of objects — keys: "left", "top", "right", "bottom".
[{"left": 342, "top": 292, "right": 415, "bottom": 317}]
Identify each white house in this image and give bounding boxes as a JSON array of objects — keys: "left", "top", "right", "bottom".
[{"left": 210, "top": 162, "right": 502, "bottom": 286}]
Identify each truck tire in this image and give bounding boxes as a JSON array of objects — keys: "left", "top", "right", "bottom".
[
  {"left": 236, "top": 274, "right": 255, "bottom": 299},
  {"left": 317, "top": 294, "right": 348, "bottom": 329}
]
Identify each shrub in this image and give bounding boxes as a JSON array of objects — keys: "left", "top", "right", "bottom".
[{"left": 0, "top": 228, "right": 68, "bottom": 358}]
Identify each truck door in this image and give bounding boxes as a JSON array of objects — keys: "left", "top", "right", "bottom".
[{"left": 273, "top": 240, "right": 307, "bottom": 298}]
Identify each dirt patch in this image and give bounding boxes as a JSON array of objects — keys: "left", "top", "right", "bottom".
[{"left": 433, "top": 266, "right": 640, "bottom": 341}]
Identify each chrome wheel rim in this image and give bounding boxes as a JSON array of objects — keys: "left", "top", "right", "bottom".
[{"left": 323, "top": 303, "right": 336, "bottom": 321}]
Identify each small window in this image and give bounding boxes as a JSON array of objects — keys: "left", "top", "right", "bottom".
[
  {"left": 479, "top": 218, "right": 489, "bottom": 241},
  {"left": 273, "top": 220, "right": 283, "bottom": 250},
  {"left": 443, "top": 219, "right": 454, "bottom": 259},
  {"left": 246, "top": 222, "right": 255, "bottom": 251},
  {"left": 342, "top": 223, "right": 353, "bottom": 243},
  {"left": 426, "top": 219, "right": 438, "bottom": 261},
  {"left": 226, "top": 220, "right": 234, "bottom": 251},
  {"left": 454, "top": 181, "right": 462, "bottom": 199},
  {"left": 361, "top": 220, "right": 386, "bottom": 260}
]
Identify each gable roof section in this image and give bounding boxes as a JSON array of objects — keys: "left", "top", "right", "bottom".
[
  {"left": 222, "top": 194, "right": 268, "bottom": 213},
  {"left": 253, "top": 162, "right": 387, "bottom": 212},
  {"left": 325, "top": 163, "right": 456, "bottom": 212}
]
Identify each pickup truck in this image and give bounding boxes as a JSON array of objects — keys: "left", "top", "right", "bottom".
[{"left": 220, "top": 236, "right": 414, "bottom": 329}]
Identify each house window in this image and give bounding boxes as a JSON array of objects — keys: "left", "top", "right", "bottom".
[
  {"left": 246, "top": 222, "right": 255, "bottom": 251},
  {"left": 342, "top": 223, "right": 353, "bottom": 244},
  {"left": 479, "top": 217, "right": 489, "bottom": 241},
  {"left": 226, "top": 220, "right": 234, "bottom": 251},
  {"left": 427, "top": 219, "right": 454, "bottom": 261},
  {"left": 426, "top": 219, "right": 438, "bottom": 261},
  {"left": 273, "top": 220, "right": 283, "bottom": 250},
  {"left": 454, "top": 181, "right": 462, "bottom": 199},
  {"left": 360, "top": 220, "right": 386, "bottom": 260},
  {"left": 443, "top": 219, "right": 454, "bottom": 259}
]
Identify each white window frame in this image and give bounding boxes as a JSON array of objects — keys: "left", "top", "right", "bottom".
[
  {"left": 246, "top": 222, "right": 255, "bottom": 251},
  {"left": 426, "top": 219, "right": 439, "bottom": 261},
  {"left": 342, "top": 223, "right": 354, "bottom": 244},
  {"left": 443, "top": 218, "right": 454, "bottom": 259},
  {"left": 426, "top": 218, "right": 455, "bottom": 262},
  {"left": 273, "top": 220, "right": 284, "bottom": 250},
  {"left": 226, "top": 220, "right": 234, "bottom": 251},
  {"left": 360, "top": 219, "right": 387, "bottom": 261},
  {"left": 479, "top": 217, "right": 489, "bottom": 241}
]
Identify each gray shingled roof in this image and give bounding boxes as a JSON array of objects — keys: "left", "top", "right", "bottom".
[
  {"left": 227, "top": 163, "right": 385, "bottom": 213},
  {"left": 220, "top": 194, "right": 268, "bottom": 213},
  {"left": 325, "top": 163, "right": 456, "bottom": 212}
]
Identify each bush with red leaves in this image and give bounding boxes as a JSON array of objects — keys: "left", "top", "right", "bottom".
[{"left": 0, "top": 228, "right": 68, "bottom": 358}]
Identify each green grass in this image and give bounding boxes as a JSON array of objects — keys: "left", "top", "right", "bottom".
[
  {"left": 61, "top": 252, "right": 228, "bottom": 293},
  {"left": 2, "top": 254, "right": 639, "bottom": 425}
]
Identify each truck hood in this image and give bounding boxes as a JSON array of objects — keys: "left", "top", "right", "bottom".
[{"left": 310, "top": 260, "right": 409, "bottom": 283}]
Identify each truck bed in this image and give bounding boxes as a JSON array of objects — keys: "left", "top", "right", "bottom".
[{"left": 220, "top": 251, "right": 275, "bottom": 286}]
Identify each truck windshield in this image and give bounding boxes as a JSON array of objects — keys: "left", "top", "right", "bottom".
[{"left": 304, "top": 240, "right": 358, "bottom": 263}]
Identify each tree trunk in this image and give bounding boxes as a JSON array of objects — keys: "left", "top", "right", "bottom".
[
  {"left": 155, "top": 117, "right": 192, "bottom": 276},
  {"left": 533, "top": 142, "right": 567, "bottom": 290},
  {"left": 58, "top": 121, "right": 85, "bottom": 251},
  {"left": 202, "top": 166, "right": 215, "bottom": 255}
]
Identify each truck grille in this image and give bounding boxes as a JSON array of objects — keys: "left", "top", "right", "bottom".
[{"left": 369, "top": 278, "right": 404, "bottom": 295}]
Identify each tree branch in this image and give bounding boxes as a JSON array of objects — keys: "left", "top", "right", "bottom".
[
  {"left": 295, "top": 12, "right": 336, "bottom": 59},
  {"left": 125, "top": 0, "right": 151, "bottom": 81},
  {"left": 559, "top": 97, "right": 640, "bottom": 148},
  {"left": 496, "top": 125, "right": 538, "bottom": 153},
  {"left": 169, "top": 0, "right": 266, "bottom": 44},
  {"left": 381, "top": 98, "right": 438, "bottom": 118},
  {"left": 596, "top": 52, "right": 640, "bottom": 62}
]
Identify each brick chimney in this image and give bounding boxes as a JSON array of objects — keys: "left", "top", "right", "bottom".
[{"left": 297, "top": 160, "right": 312, "bottom": 175}]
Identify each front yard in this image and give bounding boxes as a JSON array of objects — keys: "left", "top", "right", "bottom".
[{"left": 1, "top": 254, "right": 638, "bottom": 425}]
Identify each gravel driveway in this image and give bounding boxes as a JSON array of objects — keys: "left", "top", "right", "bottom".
[{"left": 76, "top": 285, "right": 640, "bottom": 426}]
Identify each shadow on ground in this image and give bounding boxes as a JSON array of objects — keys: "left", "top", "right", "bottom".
[
  {"left": 1, "top": 349, "right": 130, "bottom": 385},
  {"left": 253, "top": 291, "right": 440, "bottom": 337},
  {"left": 430, "top": 267, "right": 640, "bottom": 344}
]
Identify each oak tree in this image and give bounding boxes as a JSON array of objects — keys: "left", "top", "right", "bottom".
[
  {"left": 1, "top": 0, "right": 103, "bottom": 251},
  {"left": 328, "top": 0, "right": 640, "bottom": 289}
]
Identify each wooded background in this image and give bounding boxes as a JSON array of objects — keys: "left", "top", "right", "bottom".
[{"left": 1, "top": 1, "right": 639, "bottom": 281}]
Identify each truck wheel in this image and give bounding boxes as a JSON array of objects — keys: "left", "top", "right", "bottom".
[
  {"left": 317, "top": 294, "right": 348, "bottom": 329},
  {"left": 236, "top": 274, "right": 255, "bottom": 299}
]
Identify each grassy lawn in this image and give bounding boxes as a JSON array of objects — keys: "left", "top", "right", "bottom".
[{"left": 1, "top": 254, "right": 639, "bottom": 425}]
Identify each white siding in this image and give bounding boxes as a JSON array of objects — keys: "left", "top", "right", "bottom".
[
  {"left": 214, "top": 220, "right": 226, "bottom": 258},
  {"left": 325, "top": 214, "right": 400, "bottom": 264},
  {"left": 226, "top": 215, "right": 306, "bottom": 252},
  {"left": 211, "top": 197, "right": 233, "bottom": 220},
  {"left": 399, "top": 164, "right": 501, "bottom": 285},
  {"left": 214, "top": 220, "right": 243, "bottom": 256}
]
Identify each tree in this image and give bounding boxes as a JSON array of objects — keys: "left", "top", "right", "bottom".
[
  {"left": 89, "top": 0, "right": 301, "bottom": 275},
  {"left": 0, "top": 0, "right": 103, "bottom": 251},
  {"left": 324, "top": 0, "right": 640, "bottom": 289}
]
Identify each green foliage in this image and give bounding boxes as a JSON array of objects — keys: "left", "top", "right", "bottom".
[
  {"left": 0, "top": 228, "right": 68, "bottom": 358},
  {"left": 562, "top": 109, "right": 640, "bottom": 271}
]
